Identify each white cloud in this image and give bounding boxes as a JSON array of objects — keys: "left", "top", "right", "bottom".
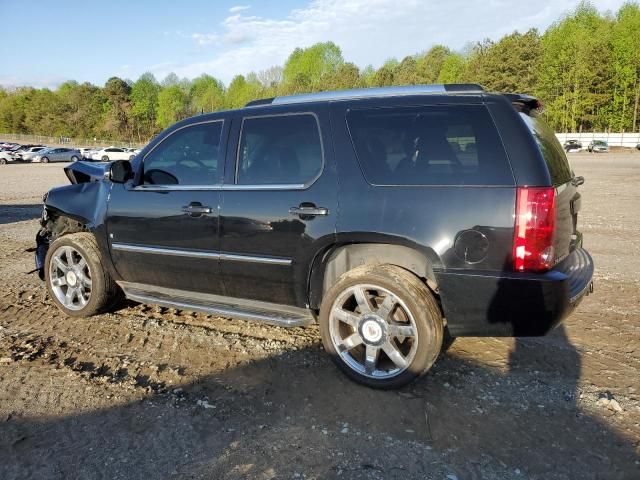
[
  {"left": 191, "top": 33, "right": 219, "bottom": 45},
  {"left": 0, "top": 75, "right": 66, "bottom": 90},
  {"left": 153, "top": 0, "right": 628, "bottom": 85},
  {"left": 229, "top": 5, "right": 250, "bottom": 13}
]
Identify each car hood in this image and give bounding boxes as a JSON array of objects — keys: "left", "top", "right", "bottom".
[{"left": 64, "top": 161, "right": 110, "bottom": 184}]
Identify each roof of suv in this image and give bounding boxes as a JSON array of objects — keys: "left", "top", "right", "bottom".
[{"left": 245, "top": 83, "right": 486, "bottom": 107}]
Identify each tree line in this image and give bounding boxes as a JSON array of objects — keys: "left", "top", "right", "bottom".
[{"left": 1, "top": 1, "right": 638, "bottom": 142}]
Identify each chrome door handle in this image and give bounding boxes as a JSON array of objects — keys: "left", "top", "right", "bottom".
[
  {"left": 182, "top": 204, "right": 212, "bottom": 216},
  {"left": 289, "top": 206, "right": 328, "bottom": 217}
]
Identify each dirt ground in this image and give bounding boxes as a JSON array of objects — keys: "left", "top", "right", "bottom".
[{"left": 0, "top": 153, "right": 639, "bottom": 480}]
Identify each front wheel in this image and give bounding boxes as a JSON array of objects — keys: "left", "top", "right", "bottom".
[
  {"left": 41, "top": 156, "right": 49, "bottom": 163},
  {"left": 71, "top": 155, "right": 79, "bottom": 162},
  {"left": 101, "top": 155, "right": 109, "bottom": 161},
  {"left": 0, "top": 158, "right": 6, "bottom": 165},
  {"left": 319, "top": 264, "right": 443, "bottom": 389},
  {"left": 45, "top": 232, "right": 121, "bottom": 317}
]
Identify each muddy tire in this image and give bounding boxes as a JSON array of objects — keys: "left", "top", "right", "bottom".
[
  {"left": 319, "top": 264, "right": 443, "bottom": 389},
  {"left": 45, "top": 232, "right": 121, "bottom": 317}
]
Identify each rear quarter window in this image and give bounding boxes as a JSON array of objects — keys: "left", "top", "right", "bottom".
[
  {"left": 346, "top": 104, "right": 513, "bottom": 186},
  {"left": 518, "top": 111, "right": 573, "bottom": 185}
]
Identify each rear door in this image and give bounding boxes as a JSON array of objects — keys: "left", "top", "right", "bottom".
[
  {"left": 106, "top": 118, "right": 228, "bottom": 294},
  {"left": 518, "top": 110, "right": 582, "bottom": 262},
  {"left": 219, "top": 105, "right": 337, "bottom": 307}
]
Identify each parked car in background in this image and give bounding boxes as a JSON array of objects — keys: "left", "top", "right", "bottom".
[
  {"left": 16, "top": 146, "right": 47, "bottom": 161},
  {"left": 32, "top": 147, "right": 82, "bottom": 163},
  {"left": 35, "top": 84, "right": 594, "bottom": 389},
  {"left": 90, "top": 147, "right": 136, "bottom": 161},
  {"left": 78, "top": 147, "right": 95, "bottom": 160},
  {"left": 0, "top": 151, "right": 22, "bottom": 164},
  {"left": 563, "top": 139, "right": 582, "bottom": 152},
  {"left": 587, "top": 140, "right": 609, "bottom": 153},
  {"left": 0, "top": 142, "right": 20, "bottom": 151}
]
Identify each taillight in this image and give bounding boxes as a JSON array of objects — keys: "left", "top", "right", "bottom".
[{"left": 513, "top": 186, "right": 556, "bottom": 272}]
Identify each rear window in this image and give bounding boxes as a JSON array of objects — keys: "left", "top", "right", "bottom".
[
  {"left": 346, "top": 105, "right": 513, "bottom": 186},
  {"left": 518, "top": 111, "right": 573, "bottom": 185},
  {"left": 236, "top": 114, "right": 323, "bottom": 185}
]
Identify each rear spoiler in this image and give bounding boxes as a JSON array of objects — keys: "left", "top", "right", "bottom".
[{"left": 504, "top": 93, "right": 544, "bottom": 114}]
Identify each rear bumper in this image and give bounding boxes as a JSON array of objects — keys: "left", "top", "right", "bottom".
[{"left": 436, "top": 247, "right": 594, "bottom": 337}]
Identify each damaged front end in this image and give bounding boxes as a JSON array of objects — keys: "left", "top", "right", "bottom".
[{"left": 35, "top": 161, "right": 113, "bottom": 279}]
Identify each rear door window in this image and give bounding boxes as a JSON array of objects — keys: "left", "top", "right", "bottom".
[
  {"left": 236, "top": 114, "right": 323, "bottom": 185},
  {"left": 519, "top": 111, "right": 573, "bottom": 185},
  {"left": 346, "top": 105, "right": 513, "bottom": 186}
]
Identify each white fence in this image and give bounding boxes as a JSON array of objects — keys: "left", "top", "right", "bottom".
[
  {"left": 555, "top": 132, "right": 640, "bottom": 148},
  {"left": 0, "top": 133, "right": 146, "bottom": 149}
]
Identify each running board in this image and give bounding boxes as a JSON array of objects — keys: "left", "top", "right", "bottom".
[{"left": 118, "top": 282, "right": 313, "bottom": 328}]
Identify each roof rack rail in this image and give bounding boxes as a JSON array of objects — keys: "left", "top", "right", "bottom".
[{"left": 244, "top": 84, "right": 485, "bottom": 107}]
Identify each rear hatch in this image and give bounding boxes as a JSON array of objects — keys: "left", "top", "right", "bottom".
[{"left": 515, "top": 101, "right": 582, "bottom": 265}]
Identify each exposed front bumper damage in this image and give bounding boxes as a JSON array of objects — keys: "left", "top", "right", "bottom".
[
  {"left": 33, "top": 163, "right": 113, "bottom": 279},
  {"left": 436, "top": 247, "right": 594, "bottom": 337}
]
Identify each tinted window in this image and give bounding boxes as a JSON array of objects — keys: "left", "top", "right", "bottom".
[
  {"left": 519, "top": 111, "right": 573, "bottom": 185},
  {"left": 346, "top": 105, "right": 513, "bottom": 186},
  {"left": 143, "top": 121, "right": 223, "bottom": 185},
  {"left": 237, "top": 114, "right": 322, "bottom": 185}
]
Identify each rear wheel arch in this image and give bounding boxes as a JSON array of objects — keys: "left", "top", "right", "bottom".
[{"left": 308, "top": 243, "right": 439, "bottom": 310}]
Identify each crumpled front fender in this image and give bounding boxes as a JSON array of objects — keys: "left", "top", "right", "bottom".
[{"left": 44, "top": 180, "right": 111, "bottom": 228}]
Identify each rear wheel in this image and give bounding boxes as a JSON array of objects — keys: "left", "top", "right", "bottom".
[
  {"left": 319, "top": 264, "right": 443, "bottom": 389},
  {"left": 0, "top": 158, "right": 6, "bottom": 165},
  {"left": 71, "top": 155, "right": 79, "bottom": 162},
  {"left": 45, "top": 233, "right": 121, "bottom": 317},
  {"left": 41, "top": 156, "right": 49, "bottom": 163},
  {"left": 101, "top": 155, "right": 109, "bottom": 161}
]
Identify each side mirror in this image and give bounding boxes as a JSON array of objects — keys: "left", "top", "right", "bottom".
[{"left": 109, "top": 160, "right": 133, "bottom": 183}]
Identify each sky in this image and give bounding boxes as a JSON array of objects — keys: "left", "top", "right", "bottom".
[{"left": 0, "top": 0, "right": 629, "bottom": 89}]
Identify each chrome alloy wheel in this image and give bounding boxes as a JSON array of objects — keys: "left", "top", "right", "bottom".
[
  {"left": 328, "top": 284, "right": 419, "bottom": 379},
  {"left": 49, "top": 245, "right": 92, "bottom": 311}
]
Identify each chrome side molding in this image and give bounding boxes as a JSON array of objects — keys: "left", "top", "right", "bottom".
[{"left": 111, "top": 242, "right": 292, "bottom": 265}]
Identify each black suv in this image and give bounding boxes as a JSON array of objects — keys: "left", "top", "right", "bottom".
[{"left": 35, "top": 84, "right": 594, "bottom": 388}]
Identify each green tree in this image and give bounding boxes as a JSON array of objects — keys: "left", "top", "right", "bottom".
[
  {"left": 102, "top": 76, "right": 132, "bottom": 140},
  {"left": 282, "top": 41, "right": 344, "bottom": 92},
  {"left": 537, "top": 1, "right": 614, "bottom": 132},
  {"left": 463, "top": 30, "right": 541, "bottom": 92},
  {"left": 189, "top": 74, "right": 225, "bottom": 114},
  {"left": 224, "top": 74, "right": 262, "bottom": 109},
  {"left": 372, "top": 59, "right": 399, "bottom": 86},
  {"left": 0, "top": 88, "right": 31, "bottom": 133},
  {"left": 416, "top": 45, "right": 452, "bottom": 83},
  {"left": 394, "top": 56, "right": 421, "bottom": 85},
  {"left": 320, "top": 63, "right": 362, "bottom": 90},
  {"left": 610, "top": 2, "right": 640, "bottom": 131},
  {"left": 437, "top": 54, "right": 466, "bottom": 83},
  {"left": 129, "top": 73, "right": 160, "bottom": 141},
  {"left": 157, "top": 85, "right": 188, "bottom": 129}
]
